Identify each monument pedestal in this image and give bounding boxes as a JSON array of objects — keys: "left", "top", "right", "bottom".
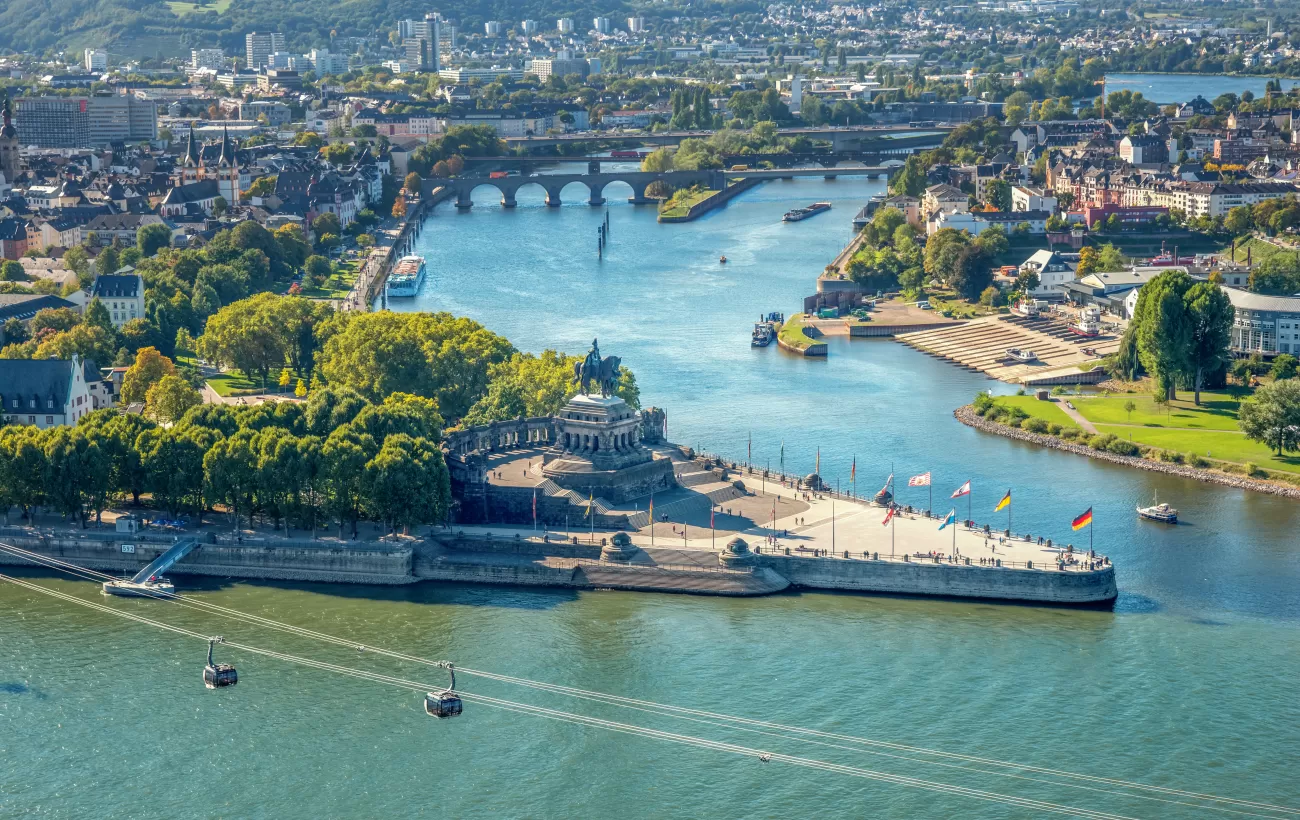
[{"left": 543, "top": 394, "right": 676, "bottom": 503}]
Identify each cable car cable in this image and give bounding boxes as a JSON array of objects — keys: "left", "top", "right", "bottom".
[{"left": 1, "top": 545, "right": 1293, "bottom": 818}]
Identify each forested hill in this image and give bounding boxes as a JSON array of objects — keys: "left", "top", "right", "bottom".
[{"left": 0, "top": 0, "right": 758, "bottom": 56}]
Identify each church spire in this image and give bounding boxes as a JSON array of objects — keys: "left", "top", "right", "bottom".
[
  {"left": 182, "top": 127, "right": 200, "bottom": 167},
  {"left": 0, "top": 96, "right": 16, "bottom": 139}
]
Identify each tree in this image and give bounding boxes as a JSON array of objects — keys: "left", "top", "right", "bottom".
[
  {"left": 392, "top": 197, "right": 407, "bottom": 218},
  {"left": 1183, "top": 282, "right": 1234, "bottom": 405},
  {"left": 121, "top": 346, "right": 177, "bottom": 405},
  {"left": 274, "top": 224, "right": 311, "bottom": 272},
  {"left": 316, "top": 311, "right": 513, "bottom": 419},
  {"left": 139, "top": 426, "right": 209, "bottom": 517},
  {"left": 322, "top": 143, "right": 355, "bottom": 166},
  {"left": 293, "top": 131, "right": 325, "bottom": 149},
  {"left": 85, "top": 298, "right": 114, "bottom": 333},
  {"left": 199, "top": 293, "right": 299, "bottom": 388},
  {"left": 1077, "top": 246, "right": 1100, "bottom": 275},
  {"left": 144, "top": 374, "right": 202, "bottom": 423},
  {"left": 1238, "top": 378, "right": 1300, "bottom": 455},
  {"left": 96, "top": 245, "right": 121, "bottom": 276},
  {"left": 279, "top": 367, "right": 292, "bottom": 392},
  {"left": 1124, "top": 400, "right": 1137, "bottom": 422},
  {"left": 923, "top": 228, "right": 970, "bottom": 285},
  {"left": 951, "top": 245, "right": 994, "bottom": 301},
  {"left": 34, "top": 324, "right": 117, "bottom": 366},
  {"left": 246, "top": 175, "right": 277, "bottom": 199},
  {"left": 979, "top": 286, "right": 1001, "bottom": 308},
  {"left": 640, "top": 147, "right": 674, "bottom": 172},
  {"left": 303, "top": 255, "right": 332, "bottom": 287},
  {"left": 1133, "top": 270, "right": 1193, "bottom": 400},
  {"left": 1015, "top": 269, "right": 1040, "bottom": 296},
  {"left": 295, "top": 378, "right": 308, "bottom": 398},
  {"left": 30, "top": 307, "right": 79, "bottom": 336},
  {"left": 890, "top": 155, "right": 927, "bottom": 197},
  {"left": 1224, "top": 206, "right": 1254, "bottom": 238},
  {"left": 0, "top": 260, "right": 25, "bottom": 281},
  {"left": 363, "top": 434, "right": 450, "bottom": 533},
  {"left": 404, "top": 172, "right": 422, "bottom": 194},
  {"left": 212, "top": 196, "right": 228, "bottom": 218},
  {"left": 137, "top": 223, "right": 172, "bottom": 257},
  {"left": 985, "top": 179, "right": 1012, "bottom": 211},
  {"left": 312, "top": 212, "right": 342, "bottom": 246},
  {"left": 204, "top": 430, "right": 259, "bottom": 532},
  {"left": 1271, "top": 353, "right": 1298, "bottom": 381}
]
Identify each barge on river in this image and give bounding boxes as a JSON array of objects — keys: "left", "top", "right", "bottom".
[{"left": 783, "top": 202, "right": 832, "bottom": 222}]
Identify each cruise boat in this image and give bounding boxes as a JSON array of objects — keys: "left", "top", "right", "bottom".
[
  {"left": 1070, "top": 306, "right": 1102, "bottom": 338},
  {"left": 385, "top": 256, "right": 426, "bottom": 298},
  {"left": 1005, "top": 348, "right": 1038, "bottom": 363},
  {"left": 783, "top": 202, "right": 832, "bottom": 222},
  {"left": 1137, "top": 494, "right": 1178, "bottom": 524},
  {"left": 752, "top": 322, "right": 775, "bottom": 347}
]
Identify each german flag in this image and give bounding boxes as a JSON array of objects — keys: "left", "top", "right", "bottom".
[
  {"left": 994, "top": 490, "right": 1011, "bottom": 512},
  {"left": 1071, "top": 507, "right": 1093, "bottom": 531}
]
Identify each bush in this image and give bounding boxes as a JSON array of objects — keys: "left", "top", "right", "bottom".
[
  {"left": 1089, "top": 433, "right": 1116, "bottom": 451},
  {"left": 1050, "top": 386, "right": 1065, "bottom": 395},
  {"left": 973, "top": 392, "right": 995, "bottom": 414},
  {"left": 1047, "top": 423, "right": 1062, "bottom": 435},
  {"left": 1158, "top": 450, "right": 1184, "bottom": 464},
  {"left": 1106, "top": 438, "right": 1140, "bottom": 457},
  {"left": 1191, "top": 456, "right": 1210, "bottom": 468},
  {"left": 1245, "top": 462, "right": 1268, "bottom": 478},
  {"left": 1007, "top": 417, "right": 1022, "bottom": 427},
  {"left": 1059, "top": 428, "right": 1080, "bottom": 441},
  {"left": 1024, "top": 417, "right": 1049, "bottom": 433}
]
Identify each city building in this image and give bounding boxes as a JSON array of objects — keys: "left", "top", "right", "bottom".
[
  {"left": 258, "top": 69, "right": 302, "bottom": 92},
  {"left": 0, "top": 217, "right": 28, "bottom": 260},
  {"left": 0, "top": 355, "right": 109, "bottom": 428},
  {"left": 245, "top": 32, "right": 286, "bottom": 69},
  {"left": 1017, "top": 249, "right": 1075, "bottom": 298},
  {"left": 1119, "top": 134, "right": 1169, "bottom": 165},
  {"left": 171, "top": 128, "right": 245, "bottom": 205},
  {"left": 89, "top": 270, "right": 145, "bottom": 328},
  {"left": 928, "top": 209, "right": 1049, "bottom": 237},
  {"left": 484, "top": 21, "right": 501, "bottom": 36},
  {"left": 593, "top": 17, "right": 611, "bottom": 34},
  {"left": 1012, "top": 185, "right": 1058, "bottom": 213},
  {"left": 558, "top": 18, "right": 574, "bottom": 33},
  {"left": 398, "top": 15, "right": 442, "bottom": 71},
  {"left": 1224, "top": 289, "right": 1300, "bottom": 356},
  {"left": 84, "top": 49, "right": 108, "bottom": 72},
  {"left": 521, "top": 20, "right": 538, "bottom": 35},
  {"left": 1124, "top": 180, "right": 1297, "bottom": 219},
  {"left": 308, "top": 48, "right": 349, "bottom": 76},
  {"left": 15, "top": 96, "right": 157, "bottom": 147},
  {"left": 437, "top": 67, "right": 524, "bottom": 83},
  {"left": 191, "top": 48, "right": 226, "bottom": 70},
  {"left": 239, "top": 100, "right": 292, "bottom": 126},
  {"left": 0, "top": 97, "right": 18, "bottom": 185},
  {"left": 528, "top": 50, "right": 589, "bottom": 81},
  {"left": 627, "top": 16, "right": 645, "bottom": 32}
]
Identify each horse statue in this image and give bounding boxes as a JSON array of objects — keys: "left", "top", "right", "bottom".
[{"left": 572, "top": 339, "right": 622, "bottom": 398}]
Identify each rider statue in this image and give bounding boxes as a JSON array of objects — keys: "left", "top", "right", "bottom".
[{"left": 584, "top": 338, "right": 601, "bottom": 379}]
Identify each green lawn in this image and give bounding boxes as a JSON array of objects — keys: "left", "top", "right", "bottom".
[
  {"left": 206, "top": 370, "right": 264, "bottom": 397},
  {"left": 1094, "top": 425, "right": 1300, "bottom": 475},
  {"left": 1071, "top": 391, "right": 1247, "bottom": 431},
  {"left": 659, "top": 188, "right": 718, "bottom": 220},
  {"left": 166, "top": 0, "right": 231, "bottom": 14},
  {"left": 294, "top": 262, "right": 359, "bottom": 300},
  {"left": 778, "top": 314, "right": 820, "bottom": 350},
  {"left": 1221, "top": 237, "right": 1298, "bottom": 266},
  {"left": 990, "top": 395, "right": 1080, "bottom": 429}
]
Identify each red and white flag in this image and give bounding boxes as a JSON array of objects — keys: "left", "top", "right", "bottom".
[
  {"left": 908, "top": 472, "right": 931, "bottom": 487},
  {"left": 951, "top": 480, "right": 971, "bottom": 498},
  {"left": 882, "top": 506, "right": 895, "bottom": 526}
]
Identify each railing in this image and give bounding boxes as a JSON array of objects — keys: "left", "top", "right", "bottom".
[{"left": 763, "top": 546, "right": 1111, "bottom": 573}]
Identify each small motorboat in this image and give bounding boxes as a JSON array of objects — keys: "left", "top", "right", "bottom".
[
  {"left": 1138, "top": 495, "right": 1178, "bottom": 524},
  {"left": 1005, "top": 348, "right": 1038, "bottom": 363},
  {"left": 719, "top": 256, "right": 728, "bottom": 264}
]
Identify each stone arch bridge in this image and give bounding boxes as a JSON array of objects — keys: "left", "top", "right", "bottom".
[{"left": 424, "top": 169, "right": 727, "bottom": 209}]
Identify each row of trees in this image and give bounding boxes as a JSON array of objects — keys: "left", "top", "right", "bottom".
[{"left": 0, "top": 390, "right": 451, "bottom": 536}]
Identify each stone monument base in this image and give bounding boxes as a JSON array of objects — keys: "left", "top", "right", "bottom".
[{"left": 544, "top": 455, "right": 675, "bottom": 504}]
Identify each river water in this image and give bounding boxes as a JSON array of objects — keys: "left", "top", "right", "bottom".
[
  {"left": 3, "top": 175, "right": 1299, "bottom": 818},
  {"left": 1105, "top": 72, "right": 1300, "bottom": 104}
]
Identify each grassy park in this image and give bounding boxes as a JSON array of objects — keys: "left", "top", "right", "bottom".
[
  {"left": 777, "top": 314, "right": 822, "bottom": 351},
  {"left": 295, "top": 261, "right": 359, "bottom": 300},
  {"left": 658, "top": 187, "right": 718, "bottom": 220},
  {"left": 982, "top": 388, "right": 1300, "bottom": 478}
]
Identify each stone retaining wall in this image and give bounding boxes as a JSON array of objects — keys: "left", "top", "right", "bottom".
[
  {"left": 761, "top": 553, "right": 1117, "bottom": 604},
  {"left": 955, "top": 405, "right": 1300, "bottom": 500}
]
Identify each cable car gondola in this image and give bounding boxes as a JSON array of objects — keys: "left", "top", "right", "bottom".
[
  {"left": 425, "top": 662, "right": 462, "bottom": 718},
  {"left": 203, "top": 636, "right": 238, "bottom": 689}
]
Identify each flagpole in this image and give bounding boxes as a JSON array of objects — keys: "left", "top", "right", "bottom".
[
  {"left": 711, "top": 503, "right": 715, "bottom": 551},
  {"left": 891, "top": 506, "right": 895, "bottom": 558},
  {"left": 589, "top": 486, "right": 595, "bottom": 544},
  {"left": 650, "top": 489, "right": 655, "bottom": 546}
]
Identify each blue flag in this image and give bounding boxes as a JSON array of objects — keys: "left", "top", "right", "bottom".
[{"left": 937, "top": 509, "right": 957, "bottom": 530}]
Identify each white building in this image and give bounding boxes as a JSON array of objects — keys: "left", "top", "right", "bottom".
[
  {"left": 521, "top": 20, "right": 538, "bottom": 35},
  {"left": 1012, "top": 185, "right": 1058, "bottom": 214},
  {"left": 593, "top": 17, "right": 611, "bottom": 34},
  {"left": 557, "top": 18, "right": 574, "bottom": 33},
  {"left": 245, "top": 32, "right": 286, "bottom": 69},
  {"left": 1017, "top": 249, "right": 1075, "bottom": 298},
  {"left": 929, "top": 210, "right": 1049, "bottom": 237},
  {"left": 84, "top": 49, "right": 108, "bottom": 72},
  {"left": 1224, "top": 289, "right": 1300, "bottom": 356},
  {"left": 89, "top": 270, "right": 145, "bottom": 328},
  {"left": 485, "top": 21, "right": 501, "bottom": 36},
  {"left": 627, "top": 16, "right": 645, "bottom": 33},
  {"left": 0, "top": 355, "right": 109, "bottom": 428},
  {"left": 191, "top": 48, "right": 226, "bottom": 70}
]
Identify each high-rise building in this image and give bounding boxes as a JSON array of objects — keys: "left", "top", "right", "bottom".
[
  {"left": 0, "top": 98, "right": 19, "bottom": 185},
  {"left": 557, "top": 18, "right": 574, "bottom": 33},
  {"left": 84, "top": 49, "right": 108, "bottom": 72},
  {"left": 14, "top": 96, "right": 157, "bottom": 147},
  {"left": 627, "top": 16, "right": 645, "bottom": 33},
  {"left": 397, "top": 14, "right": 441, "bottom": 70},
  {"left": 593, "top": 17, "right": 611, "bottom": 34},
  {"left": 521, "top": 20, "right": 538, "bottom": 35},
  {"left": 484, "top": 21, "right": 501, "bottom": 36},
  {"left": 245, "top": 32, "right": 286, "bottom": 69},
  {"left": 529, "top": 52, "right": 590, "bottom": 82},
  {"left": 191, "top": 48, "right": 226, "bottom": 70}
]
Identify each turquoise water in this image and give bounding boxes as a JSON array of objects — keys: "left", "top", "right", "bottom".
[
  {"left": 1105, "top": 72, "right": 1300, "bottom": 104},
  {"left": 4, "top": 176, "right": 1299, "bottom": 817}
]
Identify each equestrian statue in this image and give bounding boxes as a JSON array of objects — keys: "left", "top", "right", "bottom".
[{"left": 572, "top": 338, "right": 623, "bottom": 398}]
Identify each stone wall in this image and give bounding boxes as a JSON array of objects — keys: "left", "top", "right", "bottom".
[
  {"left": 0, "top": 530, "right": 415, "bottom": 585},
  {"left": 760, "top": 553, "right": 1118, "bottom": 604},
  {"left": 955, "top": 405, "right": 1300, "bottom": 500}
]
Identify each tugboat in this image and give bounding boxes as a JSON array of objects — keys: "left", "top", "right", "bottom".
[
  {"left": 1137, "top": 493, "right": 1178, "bottom": 524},
  {"left": 751, "top": 321, "right": 775, "bottom": 347},
  {"left": 1011, "top": 299, "right": 1040, "bottom": 318},
  {"left": 783, "top": 202, "right": 833, "bottom": 222}
]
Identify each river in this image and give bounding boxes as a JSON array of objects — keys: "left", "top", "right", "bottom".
[
  {"left": 3, "top": 176, "right": 1299, "bottom": 818},
  {"left": 1105, "top": 72, "right": 1300, "bottom": 104}
]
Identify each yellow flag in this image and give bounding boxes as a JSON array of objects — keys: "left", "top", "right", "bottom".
[{"left": 994, "top": 490, "right": 1011, "bottom": 512}]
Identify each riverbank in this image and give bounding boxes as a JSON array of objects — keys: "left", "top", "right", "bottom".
[{"left": 955, "top": 405, "right": 1300, "bottom": 499}]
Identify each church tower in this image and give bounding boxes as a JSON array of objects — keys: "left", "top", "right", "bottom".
[{"left": 0, "top": 97, "right": 20, "bottom": 186}]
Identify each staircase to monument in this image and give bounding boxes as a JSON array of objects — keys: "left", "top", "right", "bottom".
[
  {"left": 535, "top": 478, "right": 615, "bottom": 515},
  {"left": 622, "top": 484, "right": 746, "bottom": 530}
]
